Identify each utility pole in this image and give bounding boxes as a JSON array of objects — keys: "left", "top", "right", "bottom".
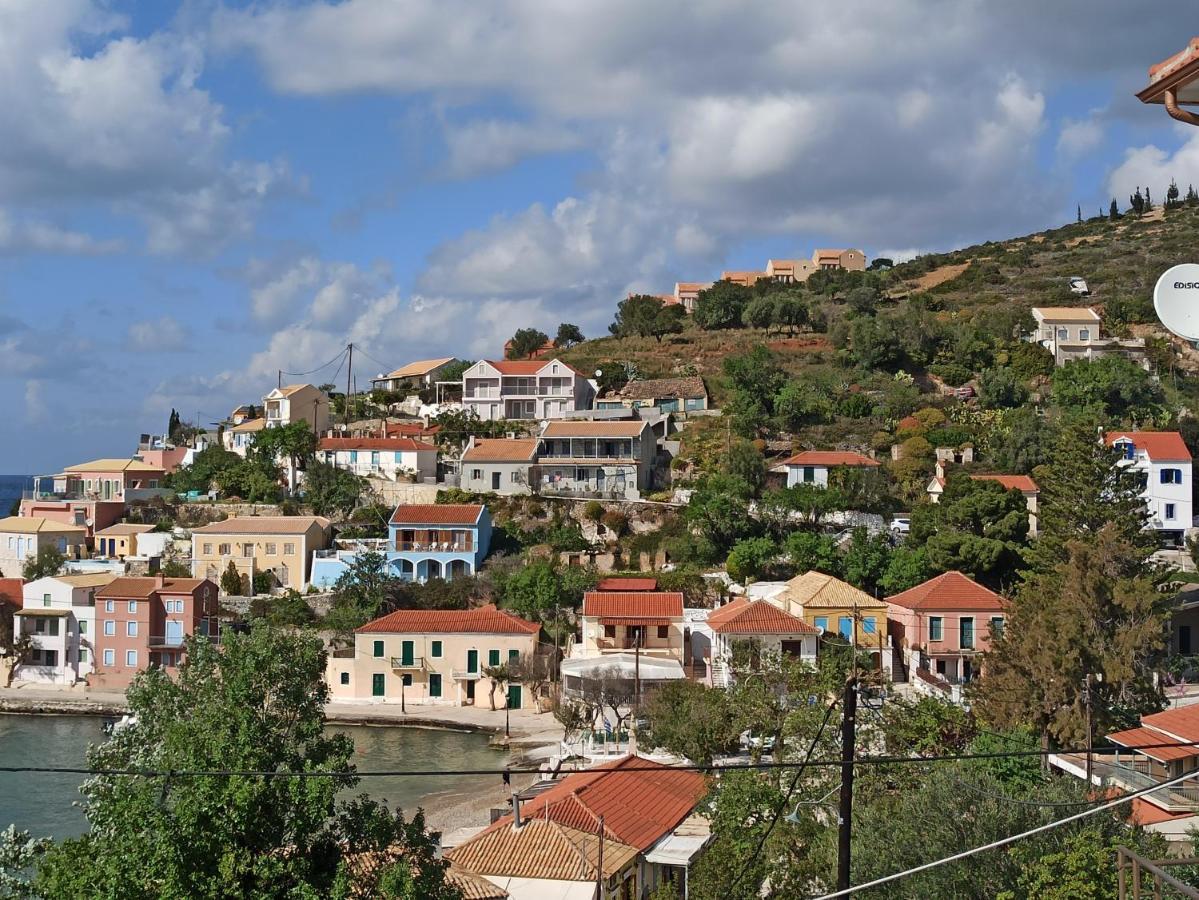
[
  {"left": 277, "top": 369, "right": 282, "bottom": 390},
  {"left": 595, "top": 814, "right": 606, "bottom": 900},
  {"left": 838, "top": 674, "right": 858, "bottom": 895},
  {"left": 345, "top": 342, "right": 354, "bottom": 428},
  {"left": 634, "top": 628, "right": 642, "bottom": 715},
  {"left": 1084, "top": 673, "right": 1094, "bottom": 787}
]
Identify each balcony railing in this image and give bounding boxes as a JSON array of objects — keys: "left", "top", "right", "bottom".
[
  {"left": 391, "top": 656, "right": 425, "bottom": 670},
  {"left": 452, "top": 668, "right": 482, "bottom": 680},
  {"left": 539, "top": 486, "right": 629, "bottom": 500},
  {"left": 1058, "top": 752, "right": 1199, "bottom": 812},
  {"left": 148, "top": 633, "right": 220, "bottom": 649},
  {"left": 396, "top": 541, "right": 473, "bottom": 552}
]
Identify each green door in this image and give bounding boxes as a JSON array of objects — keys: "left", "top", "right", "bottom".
[
  {"left": 467, "top": 649, "right": 478, "bottom": 674},
  {"left": 507, "top": 684, "right": 521, "bottom": 710},
  {"left": 371, "top": 673, "right": 385, "bottom": 697},
  {"left": 401, "top": 640, "right": 414, "bottom": 666}
]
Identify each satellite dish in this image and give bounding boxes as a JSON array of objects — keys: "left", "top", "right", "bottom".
[
  {"left": 594, "top": 369, "right": 603, "bottom": 378},
  {"left": 1154, "top": 264, "right": 1199, "bottom": 341}
]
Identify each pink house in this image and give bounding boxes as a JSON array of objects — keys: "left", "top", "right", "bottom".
[{"left": 886, "top": 571, "right": 1007, "bottom": 685}]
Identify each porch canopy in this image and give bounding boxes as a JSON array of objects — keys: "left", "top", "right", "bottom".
[{"left": 560, "top": 653, "right": 685, "bottom": 696}]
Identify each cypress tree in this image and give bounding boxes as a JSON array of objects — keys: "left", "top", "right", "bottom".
[{"left": 1109, "top": 198, "right": 1119, "bottom": 220}]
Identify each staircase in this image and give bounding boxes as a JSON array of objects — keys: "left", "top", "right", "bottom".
[{"left": 710, "top": 658, "right": 731, "bottom": 689}]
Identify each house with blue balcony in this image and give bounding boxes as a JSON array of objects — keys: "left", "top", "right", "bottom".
[{"left": 311, "top": 504, "right": 491, "bottom": 588}]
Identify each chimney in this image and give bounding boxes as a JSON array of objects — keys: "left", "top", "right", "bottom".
[
  {"left": 934, "top": 460, "right": 945, "bottom": 480},
  {"left": 155, "top": 572, "right": 166, "bottom": 589},
  {"left": 511, "top": 792, "right": 523, "bottom": 829}
]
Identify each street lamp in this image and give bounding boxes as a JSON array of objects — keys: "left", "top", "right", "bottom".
[
  {"left": 1138, "top": 38, "right": 1199, "bottom": 127},
  {"left": 401, "top": 675, "right": 406, "bottom": 713}
]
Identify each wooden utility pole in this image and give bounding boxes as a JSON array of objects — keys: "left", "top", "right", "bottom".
[
  {"left": 345, "top": 342, "right": 354, "bottom": 428},
  {"left": 595, "top": 814, "right": 605, "bottom": 900},
  {"left": 837, "top": 675, "right": 858, "bottom": 895},
  {"left": 1084, "top": 673, "right": 1095, "bottom": 787}
]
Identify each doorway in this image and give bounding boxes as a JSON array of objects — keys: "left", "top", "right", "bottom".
[
  {"left": 492, "top": 472, "right": 501, "bottom": 490},
  {"left": 466, "top": 680, "right": 476, "bottom": 704},
  {"left": 1182, "top": 625, "right": 1193, "bottom": 655},
  {"left": 507, "top": 684, "right": 522, "bottom": 710},
  {"left": 371, "top": 673, "right": 385, "bottom": 697}
]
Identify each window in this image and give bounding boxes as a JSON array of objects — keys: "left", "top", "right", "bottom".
[
  {"left": 79, "top": 648, "right": 88, "bottom": 664},
  {"left": 283, "top": 543, "right": 295, "bottom": 555},
  {"left": 203, "top": 543, "right": 213, "bottom": 555},
  {"left": 265, "top": 543, "right": 277, "bottom": 555},
  {"left": 1162, "top": 468, "right": 1183, "bottom": 484},
  {"left": 429, "top": 674, "right": 442, "bottom": 697},
  {"left": 1057, "top": 327, "right": 1068, "bottom": 340},
  {"left": 509, "top": 648, "right": 520, "bottom": 663},
  {"left": 339, "top": 672, "right": 350, "bottom": 685},
  {"left": 657, "top": 625, "right": 669, "bottom": 639},
  {"left": 603, "top": 624, "right": 616, "bottom": 638},
  {"left": 1117, "top": 441, "right": 1135, "bottom": 461},
  {"left": 862, "top": 617, "right": 877, "bottom": 635},
  {"left": 802, "top": 466, "right": 815, "bottom": 483},
  {"left": 42, "top": 593, "right": 50, "bottom": 607},
  {"left": 1079, "top": 328, "right": 1090, "bottom": 341},
  {"left": 127, "top": 621, "right": 138, "bottom": 637},
  {"left": 104, "top": 620, "right": 115, "bottom": 636},
  {"left": 814, "top": 616, "right": 828, "bottom": 632},
  {"left": 488, "top": 649, "right": 501, "bottom": 667},
  {"left": 125, "top": 650, "right": 137, "bottom": 667},
  {"left": 218, "top": 543, "right": 231, "bottom": 555},
  {"left": 510, "top": 471, "right": 520, "bottom": 483},
  {"left": 430, "top": 640, "right": 443, "bottom": 658},
  {"left": 243, "top": 543, "right": 254, "bottom": 557},
  {"left": 79, "top": 621, "right": 87, "bottom": 635},
  {"left": 929, "top": 616, "right": 943, "bottom": 641},
  {"left": 127, "top": 600, "right": 137, "bottom": 614},
  {"left": 349, "top": 450, "right": 358, "bottom": 464},
  {"left": 105, "top": 600, "right": 114, "bottom": 613},
  {"left": 960, "top": 617, "right": 975, "bottom": 650},
  {"left": 471, "top": 469, "right": 483, "bottom": 480},
  {"left": 1166, "top": 503, "right": 1177, "bottom": 520},
  {"left": 103, "top": 649, "right": 115, "bottom": 666},
  {"left": 990, "top": 617, "right": 1005, "bottom": 640},
  {"left": 373, "top": 640, "right": 384, "bottom": 658},
  {"left": 402, "top": 674, "right": 412, "bottom": 687},
  {"left": 838, "top": 617, "right": 852, "bottom": 639}
]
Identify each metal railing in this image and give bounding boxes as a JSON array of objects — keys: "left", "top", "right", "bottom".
[
  {"left": 390, "top": 656, "right": 425, "bottom": 670},
  {"left": 395, "top": 541, "right": 473, "bottom": 552}
]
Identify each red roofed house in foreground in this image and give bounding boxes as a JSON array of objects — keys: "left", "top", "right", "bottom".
[
  {"left": 596, "top": 577, "right": 658, "bottom": 592},
  {"left": 1103, "top": 431, "right": 1192, "bottom": 545},
  {"left": 771, "top": 450, "right": 879, "bottom": 488},
  {"left": 316, "top": 436, "right": 438, "bottom": 482},
  {"left": 444, "top": 755, "right": 711, "bottom": 897},
  {"left": 326, "top": 603, "right": 543, "bottom": 709},
  {"left": 886, "top": 571, "right": 1007, "bottom": 689}
]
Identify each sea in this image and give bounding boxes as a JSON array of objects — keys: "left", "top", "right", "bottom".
[{"left": 0, "top": 475, "right": 30, "bottom": 516}]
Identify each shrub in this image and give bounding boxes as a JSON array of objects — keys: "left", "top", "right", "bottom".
[
  {"left": 583, "top": 500, "right": 605, "bottom": 522},
  {"left": 600, "top": 510, "right": 629, "bottom": 537}
]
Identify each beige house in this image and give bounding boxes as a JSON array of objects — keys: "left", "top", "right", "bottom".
[
  {"left": 190, "top": 516, "right": 332, "bottom": 590},
  {"left": 223, "top": 417, "right": 265, "bottom": 457},
  {"left": 370, "top": 357, "right": 456, "bottom": 393},
  {"left": 813, "top": 248, "right": 866, "bottom": 272},
  {"left": 778, "top": 571, "right": 889, "bottom": 668},
  {"left": 673, "top": 282, "right": 712, "bottom": 313},
  {"left": 326, "top": 604, "right": 542, "bottom": 708},
  {"left": 262, "top": 383, "right": 330, "bottom": 433},
  {"left": 94, "top": 523, "right": 155, "bottom": 559},
  {"left": 1030, "top": 306, "right": 1149, "bottom": 369},
  {"left": 0, "top": 517, "right": 87, "bottom": 578},
  {"left": 573, "top": 591, "right": 685, "bottom": 661}
]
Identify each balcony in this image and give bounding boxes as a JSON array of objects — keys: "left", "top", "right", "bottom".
[
  {"left": 148, "top": 633, "right": 220, "bottom": 649},
  {"left": 391, "top": 656, "right": 425, "bottom": 670},
  {"left": 539, "top": 485, "right": 630, "bottom": 500},
  {"left": 395, "top": 540, "right": 473, "bottom": 553},
  {"left": 1054, "top": 752, "right": 1199, "bottom": 812},
  {"left": 464, "top": 389, "right": 500, "bottom": 400},
  {"left": 452, "top": 668, "right": 482, "bottom": 680}
]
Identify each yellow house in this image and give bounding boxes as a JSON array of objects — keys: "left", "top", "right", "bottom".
[
  {"left": 189, "top": 516, "right": 332, "bottom": 590},
  {"left": 0, "top": 517, "right": 87, "bottom": 579},
  {"left": 94, "top": 523, "right": 154, "bottom": 559},
  {"left": 777, "top": 571, "right": 889, "bottom": 665},
  {"left": 326, "top": 604, "right": 542, "bottom": 709}
]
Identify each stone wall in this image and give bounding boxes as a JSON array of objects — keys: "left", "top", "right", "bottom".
[{"left": 219, "top": 592, "right": 336, "bottom": 617}]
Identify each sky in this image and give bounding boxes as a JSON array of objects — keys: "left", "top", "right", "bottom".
[{"left": 2, "top": 0, "right": 1199, "bottom": 474}]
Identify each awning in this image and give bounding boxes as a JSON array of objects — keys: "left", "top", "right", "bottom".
[
  {"left": 560, "top": 653, "right": 685, "bottom": 681},
  {"left": 599, "top": 617, "right": 674, "bottom": 626},
  {"left": 15, "top": 609, "right": 68, "bottom": 617}
]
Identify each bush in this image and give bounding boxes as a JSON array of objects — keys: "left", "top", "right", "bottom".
[
  {"left": 600, "top": 510, "right": 629, "bottom": 537},
  {"left": 583, "top": 500, "right": 605, "bottom": 522},
  {"left": 930, "top": 362, "right": 973, "bottom": 387}
]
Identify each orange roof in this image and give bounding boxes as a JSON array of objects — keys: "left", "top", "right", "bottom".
[
  {"left": 462, "top": 438, "right": 538, "bottom": 462},
  {"left": 886, "top": 571, "right": 1006, "bottom": 612},
  {"left": 1107, "top": 725, "right": 1198, "bottom": 763},
  {"left": 318, "top": 437, "right": 436, "bottom": 452},
  {"left": 384, "top": 422, "right": 441, "bottom": 438},
  {"left": 971, "top": 474, "right": 1038, "bottom": 493},
  {"left": 1031, "top": 307, "right": 1101, "bottom": 322},
  {"left": 357, "top": 604, "right": 540, "bottom": 635},
  {"left": 475, "top": 756, "right": 709, "bottom": 853},
  {"left": 1130, "top": 797, "right": 1199, "bottom": 826},
  {"left": 1104, "top": 431, "right": 1191, "bottom": 461},
  {"left": 485, "top": 358, "right": 585, "bottom": 377},
  {"left": 707, "top": 597, "right": 819, "bottom": 635},
  {"left": 675, "top": 282, "right": 711, "bottom": 293},
  {"left": 596, "top": 577, "right": 658, "bottom": 591},
  {"left": 445, "top": 817, "right": 638, "bottom": 882},
  {"left": 583, "top": 592, "right": 683, "bottom": 619},
  {"left": 389, "top": 504, "right": 484, "bottom": 526},
  {"left": 97, "top": 577, "right": 209, "bottom": 599},
  {"left": 541, "top": 421, "right": 647, "bottom": 438},
  {"left": 0, "top": 578, "right": 22, "bottom": 610},
  {"left": 1139, "top": 705, "right": 1199, "bottom": 744},
  {"left": 779, "top": 450, "right": 879, "bottom": 468}
]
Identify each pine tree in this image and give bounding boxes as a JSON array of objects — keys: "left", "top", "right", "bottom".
[
  {"left": 1076, "top": 204, "right": 1082, "bottom": 224},
  {"left": 1167, "top": 178, "right": 1180, "bottom": 209},
  {"left": 1109, "top": 198, "right": 1119, "bottom": 221},
  {"left": 220, "top": 561, "right": 245, "bottom": 596},
  {"left": 1187, "top": 184, "right": 1199, "bottom": 206},
  {"left": 1145, "top": 185, "right": 1153, "bottom": 210},
  {"left": 167, "top": 409, "right": 181, "bottom": 441},
  {"left": 1129, "top": 187, "right": 1145, "bottom": 215}
]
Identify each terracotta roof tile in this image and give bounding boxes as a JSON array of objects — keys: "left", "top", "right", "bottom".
[
  {"left": 0, "top": 579, "right": 22, "bottom": 610},
  {"left": 357, "top": 604, "right": 540, "bottom": 635},
  {"left": 971, "top": 474, "right": 1038, "bottom": 493},
  {"left": 777, "top": 451, "right": 879, "bottom": 468},
  {"left": 319, "top": 437, "right": 436, "bottom": 452},
  {"left": 388, "top": 504, "right": 484, "bottom": 526},
  {"left": 675, "top": 282, "right": 711, "bottom": 293},
  {"left": 596, "top": 577, "right": 658, "bottom": 591},
  {"left": 190, "top": 516, "right": 331, "bottom": 535},
  {"left": 1138, "top": 705, "right": 1199, "bottom": 744},
  {"left": 582, "top": 592, "right": 684, "bottom": 619},
  {"left": 616, "top": 376, "right": 707, "bottom": 401},
  {"left": 445, "top": 818, "right": 638, "bottom": 882},
  {"left": 97, "top": 577, "right": 209, "bottom": 599},
  {"left": 1104, "top": 431, "right": 1191, "bottom": 462},
  {"left": 462, "top": 439, "right": 539, "bottom": 462},
  {"left": 885, "top": 571, "right": 1006, "bottom": 612},
  {"left": 0, "top": 517, "right": 87, "bottom": 535},
  {"left": 1107, "top": 725, "right": 1198, "bottom": 763},
  {"left": 707, "top": 597, "right": 819, "bottom": 635},
  {"left": 93, "top": 523, "right": 156, "bottom": 536},
  {"left": 1031, "top": 307, "right": 1101, "bottom": 321}
]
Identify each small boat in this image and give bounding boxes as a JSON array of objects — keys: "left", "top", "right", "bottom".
[{"left": 102, "top": 714, "right": 138, "bottom": 735}]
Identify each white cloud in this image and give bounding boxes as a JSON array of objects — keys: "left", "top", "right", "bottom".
[
  {"left": 0, "top": 210, "right": 122, "bottom": 255},
  {"left": 1106, "top": 130, "right": 1199, "bottom": 204},
  {"left": 442, "top": 119, "right": 584, "bottom": 179},
  {"left": 24, "top": 379, "right": 44, "bottom": 423},
  {"left": 1057, "top": 116, "right": 1104, "bottom": 160},
  {"left": 127, "top": 316, "right": 189, "bottom": 352}
]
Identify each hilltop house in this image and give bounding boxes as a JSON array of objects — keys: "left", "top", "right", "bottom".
[
  {"left": 460, "top": 437, "right": 539, "bottom": 495},
  {"left": 772, "top": 450, "right": 880, "bottom": 488},
  {"left": 190, "top": 516, "right": 332, "bottom": 590},
  {"left": 461, "top": 358, "right": 595, "bottom": 421},
  {"left": 23, "top": 458, "right": 170, "bottom": 537},
  {"left": 537, "top": 420, "right": 655, "bottom": 500},
  {"left": 262, "top": 383, "right": 330, "bottom": 433},
  {"left": 927, "top": 467, "right": 1040, "bottom": 536},
  {"left": 1105, "top": 431, "right": 1193, "bottom": 544},
  {"left": 91, "top": 576, "right": 220, "bottom": 689},
  {"left": 1031, "top": 307, "right": 1149, "bottom": 369},
  {"left": 370, "top": 357, "right": 456, "bottom": 393},
  {"left": 886, "top": 571, "right": 1006, "bottom": 688},
  {"left": 317, "top": 436, "right": 437, "bottom": 482},
  {"left": 326, "top": 604, "right": 542, "bottom": 708},
  {"left": 0, "top": 517, "right": 87, "bottom": 578},
  {"left": 672, "top": 282, "right": 712, "bottom": 313},
  {"left": 778, "top": 572, "right": 889, "bottom": 670},
  {"left": 11, "top": 573, "right": 115, "bottom": 684},
  {"left": 596, "top": 375, "right": 709, "bottom": 414}
]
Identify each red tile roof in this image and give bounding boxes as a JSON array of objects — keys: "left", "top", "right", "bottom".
[
  {"left": 707, "top": 597, "right": 819, "bottom": 635},
  {"left": 778, "top": 450, "right": 879, "bottom": 468},
  {"left": 1130, "top": 797, "right": 1199, "bottom": 826},
  {"left": 389, "top": 504, "right": 484, "bottom": 526},
  {"left": 357, "top": 603, "right": 540, "bottom": 635},
  {"left": 318, "top": 437, "right": 436, "bottom": 452},
  {"left": 1104, "top": 431, "right": 1191, "bottom": 462},
  {"left": 1138, "top": 705, "right": 1199, "bottom": 744},
  {"left": 97, "top": 577, "right": 209, "bottom": 599},
  {"left": 596, "top": 577, "right": 658, "bottom": 591},
  {"left": 0, "top": 578, "right": 22, "bottom": 610},
  {"left": 1107, "top": 725, "right": 1198, "bottom": 763},
  {"left": 462, "top": 438, "right": 539, "bottom": 462},
  {"left": 384, "top": 422, "right": 441, "bottom": 438},
  {"left": 485, "top": 358, "right": 586, "bottom": 377},
  {"left": 582, "top": 592, "right": 683, "bottom": 619},
  {"left": 885, "top": 571, "right": 1006, "bottom": 612},
  {"left": 971, "top": 474, "right": 1038, "bottom": 493},
  {"left": 480, "top": 756, "right": 709, "bottom": 852}
]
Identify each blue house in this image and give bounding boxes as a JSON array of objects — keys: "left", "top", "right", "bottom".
[{"left": 311, "top": 503, "right": 491, "bottom": 588}]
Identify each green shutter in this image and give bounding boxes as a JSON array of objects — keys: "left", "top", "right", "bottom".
[
  {"left": 431, "top": 640, "right": 443, "bottom": 658},
  {"left": 373, "top": 640, "right": 384, "bottom": 658},
  {"left": 488, "top": 649, "right": 500, "bottom": 667},
  {"left": 429, "top": 674, "right": 442, "bottom": 697},
  {"left": 467, "top": 650, "right": 478, "bottom": 674},
  {"left": 401, "top": 640, "right": 414, "bottom": 666},
  {"left": 509, "top": 648, "right": 520, "bottom": 663}
]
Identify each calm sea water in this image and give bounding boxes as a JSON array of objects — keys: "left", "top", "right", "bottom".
[
  {"left": 0, "top": 475, "right": 30, "bottom": 515},
  {"left": 0, "top": 715, "right": 506, "bottom": 839}
]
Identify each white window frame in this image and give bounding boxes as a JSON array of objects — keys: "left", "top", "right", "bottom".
[
  {"left": 103, "top": 649, "right": 115, "bottom": 666},
  {"left": 127, "top": 621, "right": 138, "bottom": 637},
  {"left": 103, "top": 620, "right": 115, "bottom": 636},
  {"left": 125, "top": 650, "right": 137, "bottom": 667},
  {"left": 127, "top": 600, "right": 137, "bottom": 614}
]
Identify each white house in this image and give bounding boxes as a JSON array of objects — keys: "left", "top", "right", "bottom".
[
  {"left": 262, "top": 383, "right": 330, "bottom": 433},
  {"left": 223, "top": 418, "right": 265, "bottom": 457},
  {"left": 460, "top": 358, "right": 595, "bottom": 421},
  {"left": 370, "top": 357, "right": 456, "bottom": 393},
  {"left": 1105, "top": 431, "right": 1193, "bottom": 544},
  {"left": 772, "top": 450, "right": 880, "bottom": 488},
  {"left": 705, "top": 597, "right": 819, "bottom": 687},
  {"left": 316, "top": 437, "right": 438, "bottom": 482},
  {"left": 1031, "top": 307, "right": 1148, "bottom": 369},
  {"left": 13, "top": 573, "right": 116, "bottom": 684}
]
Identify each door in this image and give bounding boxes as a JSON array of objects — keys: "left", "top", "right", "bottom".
[
  {"left": 371, "top": 673, "right": 385, "bottom": 697},
  {"left": 507, "top": 684, "right": 521, "bottom": 710},
  {"left": 401, "top": 640, "right": 414, "bottom": 667},
  {"left": 781, "top": 640, "right": 805, "bottom": 658},
  {"left": 492, "top": 471, "right": 501, "bottom": 490},
  {"left": 596, "top": 468, "right": 605, "bottom": 492},
  {"left": 467, "top": 649, "right": 478, "bottom": 674},
  {"left": 165, "top": 620, "right": 183, "bottom": 647},
  {"left": 466, "top": 680, "right": 476, "bottom": 703},
  {"left": 1182, "top": 625, "right": 1193, "bottom": 655}
]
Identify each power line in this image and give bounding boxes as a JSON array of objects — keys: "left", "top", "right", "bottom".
[
  {"left": 946, "top": 772, "right": 1107, "bottom": 809},
  {"left": 281, "top": 346, "right": 350, "bottom": 379},
  {"left": 351, "top": 345, "right": 394, "bottom": 375},
  {"left": 812, "top": 763, "right": 1199, "bottom": 900}
]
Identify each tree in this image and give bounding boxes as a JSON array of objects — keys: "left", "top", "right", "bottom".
[
  {"left": 1130, "top": 186, "right": 1145, "bottom": 215},
  {"left": 684, "top": 476, "right": 757, "bottom": 560},
  {"left": 553, "top": 322, "right": 584, "bottom": 348},
  {"left": 167, "top": 408, "right": 182, "bottom": 442},
  {"left": 848, "top": 316, "right": 903, "bottom": 371},
  {"left": 32, "top": 625, "right": 458, "bottom": 898},
  {"left": 481, "top": 663, "right": 509, "bottom": 711},
  {"left": 1050, "top": 356, "right": 1164, "bottom": 423},
  {"left": 1076, "top": 203, "right": 1082, "bottom": 224},
  {"left": 506, "top": 327, "right": 550, "bottom": 359},
  {"left": 989, "top": 407, "right": 1058, "bottom": 474},
  {"left": 722, "top": 345, "right": 785, "bottom": 437},
  {"left": 1167, "top": 178, "right": 1181, "bottom": 209},
  {"left": 841, "top": 528, "right": 892, "bottom": 594},
  {"left": 0, "top": 825, "right": 50, "bottom": 899},
  {"left": 303, "top": 460, "right": 365, "bottom": 517},
  {"left": 783, "top": 531, "right": 842, "bottom": 577},
  {"left": 693, "top": 280, "right": 753, "bottom": 330},
  {"left": 773, "top": 294, "right": 810, "bottom": 334},
  {"left": 774, "top": 381, "right": 832, "bottom": 432},
  {"left": 1188, "top": 183, "right": 1199, "bottom": 206},
  {"left": 742, "top": 295, "right": 778, "bottom": 331},
  {"left": 642, "top": 680, "right": 741, "bottom": 766},
  {"left": 845, "top": 285, "right": 878, "bottom": 316},
  {"left": 609, "top": 295, "right": 685, "bottom": 342},
  {"left": 1109, "top": 198, "right": 1120, "bottom": 220},
  {"left": 724, "top": 441, "right": 767, "bottom": 496},
  {"left": 251, "top": 421, "right": 317, "bottom": 494},
  {"left": 977, "top": 366, "right": 1029, "bottom": 409},
  {"left": 21, "top": 547, "right": 65, "bottom": 581},
  {"left": 326, "top": 550, "right": 398, "bottom": 633},
  {"left": 220, "top": 560, "right": 245, "bottom": 596},
  {"left": 167, "top": 445, "right": 243, "bottom": 494},
  {"left": 497, "top": 559, "right": 564, "bottom": 620},
  {"left": 551, "top": 695, "right": 590, "bottom": 743},
  {"left": 726, "top": 537, "right": 779, "bottom": 583},
  {"left": 878, "top": 546, "right": 931, "bottom": 594}
]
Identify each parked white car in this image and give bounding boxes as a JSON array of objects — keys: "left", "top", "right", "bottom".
[
  {"left": 890, "top": 516, "right": 911, "bottom": 535},
  {"left": 1068, "top": 276, "right": 1090, "bottom": 296}
]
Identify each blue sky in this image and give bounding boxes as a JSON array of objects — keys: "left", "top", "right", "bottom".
[{"left": 2, "top": 0, "right": 1199, "bottom": 474}]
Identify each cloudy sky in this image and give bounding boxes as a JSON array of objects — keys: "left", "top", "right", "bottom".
[{"left": 1, "top": 0, "right": 1197, "bottom": 473}]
